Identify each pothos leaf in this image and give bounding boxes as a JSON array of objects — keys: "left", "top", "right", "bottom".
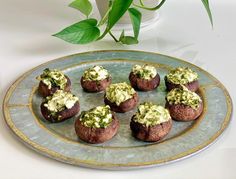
[
  {"left": 69, "top": 0, "right": 92, "bottom": 18},
  {"left": 52, "top": 19, "right": 100, "bottom": 44},
  {"left": 128, "top": 8, "right": 142, "bottom": 39},
  {"left": 98, "top": 0, "right": 133, "bottom": 39},
  {"left": 119, "top": 30, "right": 138, "bottom": 45},
  {"left": 201, "top": 0, "right": 213, "bottom": 26}
]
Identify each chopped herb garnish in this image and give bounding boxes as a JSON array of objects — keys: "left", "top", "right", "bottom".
[
  {"left": 133, "top": 102, "right": 171, "bottom": 127},
  {"left": 80, "top": 105, "right": 113, "bottom": 128},
  {"left": 105, "top": 82, "right": 136, "bottom": 106},
  {"left": 166, "top": 67, "right": 198, "bottom": 84},
  {"left": 166, "top": 86, "right": 202, "bottom": 109}
]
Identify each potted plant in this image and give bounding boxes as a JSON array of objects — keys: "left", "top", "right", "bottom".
[{"left": 53, "top": 0, "right": 213, "bottom": 45}]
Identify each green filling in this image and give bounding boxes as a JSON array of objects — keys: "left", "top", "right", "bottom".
[
  {"left": 133, "top": 102, "right": 171, "bottom": 127},
  {"left": 166, "top": 67, "right": 198, "bottom": 84},
  {"left": 132, "top": 64, "right": 157, "bottom": 80},
  {"left": 37, "top": 68, "right": 67, "bottom": 89},
  {"left": 82, "top": 65, "right": 110, "bottom": 81},
  {"left": 166, "top": 86, "right": 202, "bottom": 109},
  {"left": 44, "top": 90, "right": 79, "bottom": 117},
  {"left": 80, "top": 105, "right": 113, "bottom": 128},
  {"left": 105, "top": 82, "right": 136, "bottom": 106}
]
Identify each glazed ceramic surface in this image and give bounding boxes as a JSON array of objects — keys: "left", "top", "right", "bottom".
[{"left": 3, "top": 50, "right": 232, "bottom": 170}]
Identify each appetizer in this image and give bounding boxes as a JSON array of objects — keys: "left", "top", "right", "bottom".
[
  {"left": 129, "top": 64, "right": 160, "bottom": 91},
  {"left": 130, "top": 102, "right": 172, "bottom": 142},
  {"left": 41, "top": 90, "right": 80, "bottom": 123},
  {"left": 37, "top": 68, "right": 71, "bottom": 97},
  {"left": 81, "top": 65, "right": 111, "bottom": 92},
  {"left": 165, "top": 86, "right": 203, "bottom": 121},
  {"left": 165, "top": 67, "right": 199, "bottom": 92},
  {"left": 75, "top": 105, "right": 119, "bottom": 144},
  {"left": 104, "top": 82, "right": 138, "bottom": 113}
]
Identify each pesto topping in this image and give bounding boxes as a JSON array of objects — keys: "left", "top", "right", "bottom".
[
  {"left": 37, "top": 68, "right": 67, "bottom": 89},
  {"left": 105, "top": 82, "right": 136, "bottom": 106},
  {"left": 133, "top": 102, "right": 171, "bottom": 127},
  {"left": 132, "top": 64, "right": 157, "bottom": 80},
  {"left": 44, "top": 90, "right": 79, "bottom": 115},
  {"left": 80, "top": 105, "right": 113, "bottom": 128},
  {"left": 82, "top": 65, "right": 110, "bottom": 81},
  {"left": 166, "top": 86, "right": 202, "bottom": 109},
  {"left": 166, "top": 67, "right": 198, "bottom": 84}
]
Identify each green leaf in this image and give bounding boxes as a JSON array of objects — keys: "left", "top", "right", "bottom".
[
  {"left": 201, "top": 0, "right": 213, "bottom": 26},
  {"left": 119, "top": 30, "right": 138, "bottom": 45},
  {"left": 120, "top": 36, "right": 139, "bottom": 45},
  {"left": 128, "top": 8, "right": 142, "bottom": 39},
  {"left": 119, "top": 30, "right": 125, "bottom": 41},
  {"left": 52, "top": 19, "right": 100, "bottom": 44},
  {"left": 98, "top": 0, "right": 133, "bottom": 40},
  {"left": 69, "top": 0, "right": 92, "bottom": 17}
]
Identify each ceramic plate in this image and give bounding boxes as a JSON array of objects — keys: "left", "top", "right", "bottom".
[{"left": 3, "top": 50, "right": 232, "bottom": 170}]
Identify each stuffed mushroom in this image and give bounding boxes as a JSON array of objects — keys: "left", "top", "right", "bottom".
[
  {"left": 75, "top": 105, "right": 119, "bottom": 144},
  {"left": 165, "top": 86, "right": 203, "bottom": 121},
  {"left": 165, "top": 67, "right": 199, "bottom": 92},
  {"left": 104, "top": 82, "right": 138, "bottom": 113},
  {"left": 37, "top": 68, "right": 71, "bottom": 97},
  {"left": 81, "top": 65, "right": 111, "bottom": 92},
  {"left": 130, "top": 102, "right": 172, "bottom": 142},
  {"left": 129, "top": 64, "right": 160, "bottom": 91},
  {"left": 41, "top": 90, "right": 80, "bottom": 123}
]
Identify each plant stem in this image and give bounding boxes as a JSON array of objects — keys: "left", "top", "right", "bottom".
[
  {"left": 108, "top": 31, "right": 119, "bottom": 42},
  {"left": 133, "top": 0, "right": 166, "bottom": 11},
  {"left": 98, "top": 6, "right": 112, "bottom": 26},
  {"left": 139, "top": 0, "right": 144, "bottom": 6}
]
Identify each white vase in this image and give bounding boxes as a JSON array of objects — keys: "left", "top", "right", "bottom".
[{"left": 95, "top": 0, "right": 160, "bottom": 30}]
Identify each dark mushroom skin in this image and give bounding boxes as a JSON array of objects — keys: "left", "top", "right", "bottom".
[
  {"left": 104, "top": 93, "right": 139, "bottom": 113},
  {"left": 74, "top": 113, "right": 119, "bottom": 144},
  {"left": 165, "top": 101, "right": 203, "bottom": 121},
  {"left": 130, "top": 116, "right": 172, "bottom": 142},
  {"left": 164, "top": 76, "right": 199, "bottom": 92},
  {"left": 80, "top": 76, "right": 111, "bottom": 92},
  {"left": 38, "top": 76, "right": 71, "bottom": 97},
  {"left": 129, "top": 72, "right": 160, "bottom": 91},
  {"left": 40, "top": 101, "right": 80, "bottom": 123}
]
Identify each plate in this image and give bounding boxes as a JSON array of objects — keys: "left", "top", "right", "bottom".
[{"left": 3, "top": 50, "right": 232, "bottom": 170}]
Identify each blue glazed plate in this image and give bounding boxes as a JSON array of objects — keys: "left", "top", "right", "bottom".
[{"left": 3, "top": 50, "right": 232, "bottom": 170}]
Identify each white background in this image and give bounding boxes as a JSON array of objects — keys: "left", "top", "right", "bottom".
[{"left": 0, "top": 0, "right": 235, "bottom": 178}]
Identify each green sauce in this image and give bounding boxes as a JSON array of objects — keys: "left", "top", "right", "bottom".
[
  {"left": 166, "top": 67, "right": 198, "bottom": 84},
  {"left": 44, "top": 90, "right": 79, "bottom": 117},
  {"left": 105, "top": 82, "right": 136, "bottom": 106},
  {"left": 82, "top": 65, "right": 109, "bottom": 81},
  {"left": 132, "top": 64, "right": 157, "bottom": 80},
  {"left": 37, "top": 68, "right": 67, "bottom": 89},
  {"left": 80, "top": 105, "right": 113, "bottom": 128},
  {"left": 133, "top": 102, "right": 171, "bottom": 127},
  {"left": 166, "top": 86, "right": 202, "bottom": 109}
]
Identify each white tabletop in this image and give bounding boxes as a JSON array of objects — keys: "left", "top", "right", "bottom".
[{"left": 0, "top": 0, "right": 235, "bottom": 178}]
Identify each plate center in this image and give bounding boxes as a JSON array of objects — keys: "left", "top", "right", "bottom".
[{"left": 31, "top": 60, "right": 197, "bottom": 148}]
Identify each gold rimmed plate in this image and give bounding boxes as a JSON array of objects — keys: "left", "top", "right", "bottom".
[{"left": 3, "top": 50, "right": 233, "bottom": 169}]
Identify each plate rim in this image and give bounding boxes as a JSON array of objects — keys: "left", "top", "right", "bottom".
[{"left": 2, "top": 50, "right": 233, "bottom": 169}]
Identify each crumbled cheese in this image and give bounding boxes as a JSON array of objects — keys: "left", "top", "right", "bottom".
[
  {"left": 133, "top": 102, "right": 171, "bottom": 127},
  {"left": 82, "top": 65, "right": 110, "bottom": 81},
  {"left": 166, "top": 86, "right": 202, "bottom": 109},
  {"left": 105, "top": 82, "right": 136, "bottom": 106},
  {"left": 44, "top": 90, "right": 79, "bottom": 114},
  {"left": 132, "top": 64, "right": 157, "bottom": 80},
  {"left": 166, "top": 67, "right": 198, "bottom": 84},
  {"left": 80, "top": 105, "right": 113, "bottom": 128},
  {"left": 37, "top": 68, "right": 67, "bottom": 89}
]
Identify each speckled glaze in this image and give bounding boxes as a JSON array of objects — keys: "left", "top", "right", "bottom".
[{"left": 3, "top": 50, "right": 233, "bottom": 170}]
